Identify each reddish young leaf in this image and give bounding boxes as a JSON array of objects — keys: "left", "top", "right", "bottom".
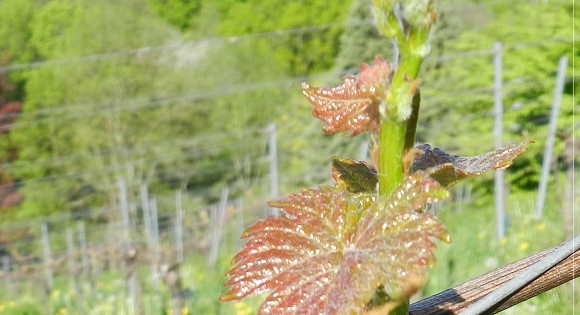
[
  {"left": 220, "top": 172, "right": 449, "bottom": 314},
  {"left": 302, "top": 57, "right": 392, "bottom": 136},
  {"left": 410, "top": 141, "right": 532, "bottom": 187},
  {"left": 357, "top": 56, "right": 392, "bottom": 88}
]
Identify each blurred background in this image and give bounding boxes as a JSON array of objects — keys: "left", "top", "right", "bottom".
[{"left": 0, "top": 0, "right": 577, "bottom": 314}]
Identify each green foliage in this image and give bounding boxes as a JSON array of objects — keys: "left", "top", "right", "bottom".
[
  {"left": 0, "top": 0, "right": 574, "bottom": 313},
  {"left": 0, "top": 0, "right": 359, "bottom": 219},
  {"left": 420, "top": 1, "right": 577, "bottom": 192},
  {"left": 170, "top": 38, "right": 290, "bottom": 199},
  {"left": 276, "top": 98, "right": 364, "bottom": 193},
  {"left": 0, "top": 300, "right": 42, "bottom": 315},
  {"left": 0, "top": 0, "right": 38, "bottom": 98},
  {"left": 335, "top": 1, "right": 577, "bottom": 192},
  {"left": 222, "top": 1, "right": 533, "bottom": 313},
  {"left": 217, "top": 0, "right": 352, "bottom": 75},
  {"left": 6, "top": 0, "right": 179, "bottom": 217},
  {"left": 336, "top": 0, "right": 393, "bottom": 70},
  {"left": 28, "top": 0, "right": 77, "bottom": 59},
  {"left": 0, "top": 0, "right": 297, "bottom": 219},
  {"left": 148, "top": 0, "right": 202, "bottom": 31},
  {"left": 0, "top": 0, "right": 37, "bottom": 64}
]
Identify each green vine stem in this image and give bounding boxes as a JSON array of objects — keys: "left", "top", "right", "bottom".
[
  {"left": 378, "top": 89, "right": 420, "bottom": 198},
  {"left": 391, "top": 300, "right": 410, "bottom": 315},
  {"left": 378, "top": 118, "right": 406, "bottom": 196},
  {"left": 377, "top": 42, "right": 425, "bottom": 196},
  {"left": 375, "top": 2, "right": 433, "bottom": 313}
]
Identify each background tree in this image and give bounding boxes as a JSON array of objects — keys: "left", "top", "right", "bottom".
[
  {"left": 0, "top": 0, "right": 575, "bottom": 222},
  {"left": 335, "top": 0, "right": 393, "bottom": 71},
  {"left": 336, "top": 0, "right": 577, "bottom": 194},
  {"left": 217, "top": 0, "right": 351, "bottom": 75},
  {"left": 0, "top": 69, "right": 23, "bottom": 210},
  {"left": 148, "top": 0, "right": 202, "bottom": 32},
  {"left": 1, "top": 0, "right": 295, "bottom": 219},
  {"left": 418, "top": 0, "right": 577, "bottom": 191}
]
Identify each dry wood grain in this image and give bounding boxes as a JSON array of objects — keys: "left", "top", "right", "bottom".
[{"left": 410, "top": 239, "right": 579, "bottom": 314}]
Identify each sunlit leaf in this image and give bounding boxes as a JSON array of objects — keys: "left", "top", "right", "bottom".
[
  {"left": 220, "top": 172, "right": 449, "bottom": 314},
  {"left": 357, "top": 56, "right": 392, "bottom": 88},
  {"left": 332, "top": 157, "right": 378, "bottom": 193},
  {"left": 410, "top": 141, "right": 532, "bottom": 187},
  {"left": 302, "top": 56, "right": 392, "bottom": 136}
]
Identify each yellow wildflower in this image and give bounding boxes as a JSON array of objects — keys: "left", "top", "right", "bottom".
[
  {"left": 519, "top": 242, "right": 530, "bottom": 251},
  {"left": 234, "top": 301, "right": 252, "bottom": 315},
  {"left": 51, "top": 290, "right": 61, "bottom": 300}
]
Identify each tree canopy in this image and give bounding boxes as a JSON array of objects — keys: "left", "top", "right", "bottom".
[{"left": 0, "top": 0, "right": 575, "bottom": 220}]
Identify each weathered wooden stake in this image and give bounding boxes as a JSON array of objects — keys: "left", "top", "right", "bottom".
[
  {"left": 118, "top": 179, "right": 141, "bottom": 315},
  {"left": 493, "top": 42, "right": 506, "bottom": 240},
  {"left": 268, "top": 123, "right": 279, "bottom": 216},
  {"left": 208, "top": 188, "right": 229, "bottom": 267},
  {"left": 77, "top": 221, "right": 92, "bottom": 293},
  {"left": 149, "top": 197, "right": 161, "bottom": 290},
  {"left": 66, "top": 228, "right": 80, "bottom": 293},
  {"left": 41, "top": 222, "right": 53, "bottom": 292},
  {"left": 535, "top": 56, "right": 568, "bottom": 218},
  {"left": 174, "top": 190, "right": 184, "bottom": 264},
  {"left": 2, "top": 255, "right": 12, "bottom": 296},
  {"left": 562, "top": 135, "right": 577, "bottom": 239},
  {"left": 140, "top": 184, "right": 151, "bottom": 237}
]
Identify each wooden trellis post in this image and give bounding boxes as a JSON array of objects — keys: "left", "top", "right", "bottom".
[
  {"left": 2, "top": 255, "right": 12, "bottom": 296},
  {"left": 174, "top": 190, "right": 184, "bottom": 264},
  {"left": 66, "top": 228, "right": 80, "bottom": 293},
  {"left": 41, "top": 222, "right": 53, "bottom": 292},
  {"left": 535, "top": 56, "right": 568, "bottom": 219},
  {"left": 208, "top": 188, "right": 229, "bottom": 267},
  {"left": 492, "top": 42, "right": 506, "bottom": 241},
  {"left": 118, "top": 179, "right": 141, "bottom": 315},
  {"left": 268, "top": 123, "right": 279, "bottom": 216}
]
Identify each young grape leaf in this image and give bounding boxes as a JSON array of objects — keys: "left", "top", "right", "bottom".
[
  {"left": 357, "top": 56, "right": 392, "bottom": 88},
  {"left": 410, "top": 141, "right": 532, "bottom": 187},
  {"left": 302, "top": 56, "right": 392, "bottom": 136},
  {"left": 332, "top": 157, "right": 378, "bottom": 193},
  {"left": 220, "top": 172, "right": 449, "bottom": 315}
]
